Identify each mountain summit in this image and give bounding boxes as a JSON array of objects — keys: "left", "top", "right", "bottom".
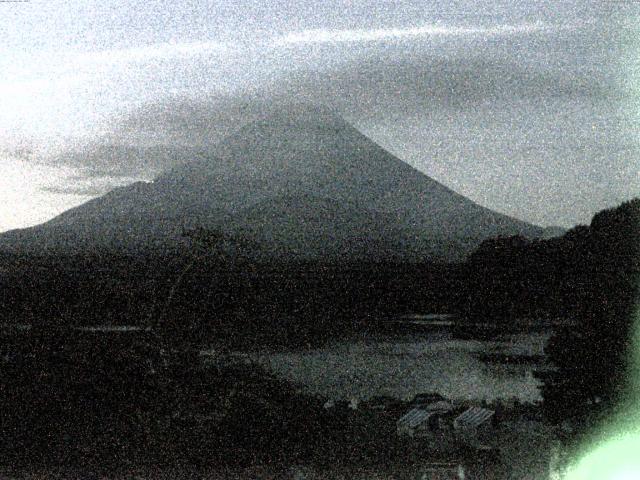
[{"left": 0, "top": 107, "right": 544, "bottom": 261}]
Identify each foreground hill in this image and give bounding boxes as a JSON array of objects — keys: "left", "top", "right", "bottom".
[{"left": 0, "top": 107, "right": 544, "bottom": 261}]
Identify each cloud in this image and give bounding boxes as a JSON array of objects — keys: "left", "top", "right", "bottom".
[
  {"left": 57, "top": 20, "right": 574, "bottom": 70},
  {"left": 76, "top": 40, "right": 230, "bottom": 65},
  {"left": 40, "top": 174, "right": 149, "bottom": 197},
  {"left": 273, "top": 21, "right": 569, "bottom": 46},
  {"left": 41, "top": 184, "right": 117, "bottom": 197},
  {"left": 31, "top": 144, "right": 180, "bottom": 199},
  {"left": 75, "top": 35, "right": 623, "bottom": 163},
  {"left": 46, "top": 144, "right": 207, "bottom": 179}
]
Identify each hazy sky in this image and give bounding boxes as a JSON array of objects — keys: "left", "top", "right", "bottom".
[{"left": 1, "top": 0, "right": 639, "bottom": 232}]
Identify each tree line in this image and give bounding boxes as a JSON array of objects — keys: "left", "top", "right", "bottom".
[{"left": 457, "top": 198, "right": 639, "bottom": 431}]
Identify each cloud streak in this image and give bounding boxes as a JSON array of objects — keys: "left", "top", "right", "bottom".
[
  {"left": 273, "top": 21, "right": 567, "bottom": 46},
  {"left": 77, "top": 40, "right": 230, "bottom": 65},
  {"left": 41, "top": 175, "right": 146, "bottom": 197},
  {"left": 70, "top": 20, "right": 570, "bottom": 67}
]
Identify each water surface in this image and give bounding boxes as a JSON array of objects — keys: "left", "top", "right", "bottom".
[{"left": 261, "top": 328, "right": 550, "bottom": 403}]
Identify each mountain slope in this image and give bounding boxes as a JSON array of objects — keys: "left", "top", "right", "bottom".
[{"left": 0, "top": 107, "right": 544, "bottom": 261}]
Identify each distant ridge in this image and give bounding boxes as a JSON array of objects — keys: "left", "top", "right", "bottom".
[{"left": 0, "top": 106, "right": 545, "bottom": 261}]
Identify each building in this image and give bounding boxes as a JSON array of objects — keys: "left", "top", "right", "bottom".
[
  {"left": 452, "top": 407, "right": 495, "bottom": 445},
  {"left": 397, "top": 402, "right": 496, "bottom": 448},
  {"left": 398, "top": 408, "right": 430, "bottom": 437},
  {"left": 397, "top": 400, "right": 455, "bottom": 438}
]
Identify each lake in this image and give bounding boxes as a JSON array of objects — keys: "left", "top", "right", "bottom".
[
  {"left": 259, "top": 320, "right": 552, "bottom": 404},
  {"left": 2, "top": 321, "right": 551, "bottom": 404}
]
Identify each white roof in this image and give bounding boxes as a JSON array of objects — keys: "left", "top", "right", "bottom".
[
  {"left": 397, "top": 408, "right": 434, "bottom": 429},
  {"left": 454, "top": 407, "right": 494, "bottom": 430}
]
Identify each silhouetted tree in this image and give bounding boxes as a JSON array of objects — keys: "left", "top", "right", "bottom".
[
  {"left": 541, "top": 199, "right": 640, "bottom": 428},
  {"left": 459, "top": 234, "right": 535, "bottom": 320}
]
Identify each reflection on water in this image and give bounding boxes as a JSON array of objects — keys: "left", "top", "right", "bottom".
[
  {"left": 262, "top": 330, "right": 551, "bottom": 403},
  {"left": 1, "top": 322, "right": 549, "bottom": 403}
]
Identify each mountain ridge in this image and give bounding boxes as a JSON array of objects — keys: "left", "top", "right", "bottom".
[{"left": 0, "top": 108, "right": 545, "bottom": 261}]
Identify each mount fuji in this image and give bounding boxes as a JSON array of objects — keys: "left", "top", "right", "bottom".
[{"left": 0, "top": 107, "right": 546, "bottom": 262}]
